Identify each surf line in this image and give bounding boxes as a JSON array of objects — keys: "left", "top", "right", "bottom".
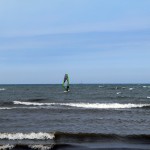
[{"left": 13, "top": 101, "right": 150, "bottom": 109}]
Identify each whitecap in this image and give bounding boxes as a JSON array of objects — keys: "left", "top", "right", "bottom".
[
  {"left": 116, "top": 92, "right": 121, "bottom": 95},
  {"left": 0, "top": 132, "right": 54, "bottom": 140},
  {"left": 0, "top": 88, "right": 6, "bottom": 91},
  {"left": 0, "top": 144, "right": 14, "bottom": 150},
  {"left": 98, "top": 86, "right": 104, "bottom": 88},
  {"left": 13, "top": 101, "right": 54, "bottom": 106},
  {"left": 0, "top": 107, "right": 48, "bottom": 110},
  {"left": 0, "top": 107, "right": 12, "bottom": 110},
  {"left": 13, "top": 101, "right": 150, "bottom": 109},
  {"left": 143, "top": 86, "right": 147, "bottom": 88},
  {"left": 29, "top": 144, "right": 54, "bottom": 150},
  {"left": 122, "top": 87, "right": 126, "bottom": 89},
  {"left": 60, "top": 103, "right": 150, "bottom": 109}
]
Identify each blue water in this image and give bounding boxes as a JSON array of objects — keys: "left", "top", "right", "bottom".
[{"left": 0, "top": 84, "right": 150, "bottom": 149}]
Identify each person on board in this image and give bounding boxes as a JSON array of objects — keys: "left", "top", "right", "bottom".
[{"left": 63, "top": 74, "right": 70, "bottom": 91}]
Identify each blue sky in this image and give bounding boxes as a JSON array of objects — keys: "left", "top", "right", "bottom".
[{"left": 0, "top": 0, "right": 150, "bottom": 84}]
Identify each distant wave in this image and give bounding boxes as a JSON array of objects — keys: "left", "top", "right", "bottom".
[
  {"left": 0, "top": 106, "right": 47, "bottom": 110},
  {"left": 13, "top": 101, "right": 54, "bottom": 106},
  {"left": 0, "top": 88, "right": 6, "bottom": 91},
  {"left": 0, "top": 132, "right": 54, "bottom": 140},
  {"left": 0, "top": 107, "right": 13, "bottom": 110},
  {"left": 116, "top": 92, "right": 121, "bottom": 95},
  {"left": 13, "top": 101, "right": 150, "bottom": 109},
  {"left": 143, "top": 85, "right": 150, "bottom": 88}
]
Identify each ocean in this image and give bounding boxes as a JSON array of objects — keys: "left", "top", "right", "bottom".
[{"left": 0, "top": 84, "right": 150, "bottom": 150}]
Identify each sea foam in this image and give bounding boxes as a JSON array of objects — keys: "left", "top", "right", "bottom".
[
  {"left": 13, "top": 101, "right": 54, "bottom": 106},
  {"left": 13, "top": 101, "right": 150, "bottom": 109},
  {"left": 29, "top": 144, "right": 54, "bottom": 150},
  {"left": 0, "top": 107, "right": 12, "bottom": 110},
  {"left": 0, "top": 132, "right": 54, "bottom": 140},
  {"left": 59, "top": 103, "right": 150, "bottom": 109},
  {"left": 0, "top": 144, "right": 14, "bottom": 150},
  {"left": 0, "top": 88, "right": 6, "bottom": 91}
]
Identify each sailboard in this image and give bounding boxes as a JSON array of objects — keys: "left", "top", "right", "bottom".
[{"left": 62, "top": 74, "right": 70, "bottom": 92}]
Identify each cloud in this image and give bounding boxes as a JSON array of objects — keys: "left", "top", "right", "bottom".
[{"left": 0, "top": 17, "right": 150, "bottom": 38}]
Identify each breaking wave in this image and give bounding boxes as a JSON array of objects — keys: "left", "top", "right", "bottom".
[
  {"left": 13, "top": 101, "right": 54, "bottom": 106},
  {"left": 0, "top": 144, "right": 14, "bottom": 150},
  {"left": 1, "top": 132, "right": 150, "bottom": 144},
  {"left": 0, "top": 88, "right": 6, "bottom": 91},
  {"left": 0, "top": 106, "right": 48, "bottom": 110},
  {"left": 0, "top": 132, "right": 54, "bottom": 140},
  {"left": 13, "top": 101, "right": 150, "bottom": 109}
]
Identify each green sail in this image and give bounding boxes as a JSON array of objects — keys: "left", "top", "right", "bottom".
[{"left": 62, "top": 74, "right": 70, "bottom": 91}]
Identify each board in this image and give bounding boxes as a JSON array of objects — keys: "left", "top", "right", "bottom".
[{"left": 64, "top": 90, "right": 70, "bottom": 93}]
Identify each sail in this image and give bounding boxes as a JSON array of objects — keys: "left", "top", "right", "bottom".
[{"left": 63, "top": 74, "right": 69, "bottom": 91}]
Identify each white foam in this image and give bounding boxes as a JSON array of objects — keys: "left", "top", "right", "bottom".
[
  {"left": 13, "top": 101, "right": 150, "bottom": 109},
  {"left": 122, "top": 87, "right": 126, "bottom": 89},
  {"left": 60, "top": 103, "right": 150, "bottom": 109},
  {"left": 0, "top": 107, "right": 12, "bottom": 110},
  {"left": 0, "top": 107, "right": 47, "bottom": 110},
  {"left": 13, "top": 101, "right": 54, "bottom": 106},
  {"left": 147, "top": 96, "right": 150, "bottom": 99},
  {"left": 0, "top": 144, "right": 14, "bottom": 150},
  {"left": 98, "top": 86, "right": 104, "bottom": 88},
  {"left": 116, "top": 92, "right": 121, "bottom": 95},
  {"left": 0, "top": 132, "right": 54, "bottom": 140},
  {"left": 0, "top": 88, "right": 6, "bottom": 91},
  {"left": 143, "top": 85, "right": 150, "bottom": 88},
  {"left": 29, "top": 144, "right": 54, "bottom": 150}
]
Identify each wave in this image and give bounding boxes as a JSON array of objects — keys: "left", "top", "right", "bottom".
[
  {"left": 13, "top": 101, "right": 54, "bottom": 106},
  {"left": 1, "top": 132, "right": 150, "bottom": 144},
  {"left": 0, "top": 132, "right": 54, "bottom": 140},
  {"left": 1, "top": 144, "right": 150, "bottom": 150},
  {"left": 13, "top": 101, "right": 150, "bottom": 109},
  {"left": 0, "top": 107, "right": 13, "bottom": 110},
  {"left": 54, "top": 132, "right": 150, "bottom": 143},
  {"left": 143, "top": 85, "right": 150, "bottom": 88},
  {"left": 0, "top": 144, "right": 69, "bottom": 150},
  {"left": 0, "top": 106, "right": 50, "bottom": 110},
  {"left": 0, "top": 144, "right": 14, "bottom": 150},
  {"left": 116, "top": 92, "right": 121, "bottom": 95},
  {"left": 29, "top": 144, "right": 54, "bottom": 150},
  {"left": 0, "top": 88, "right": 6, "bottom": 91}
]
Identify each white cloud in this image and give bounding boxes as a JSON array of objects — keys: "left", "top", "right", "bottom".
[{"left": 0, "top": 17, "right": 150, "bottom": 38}]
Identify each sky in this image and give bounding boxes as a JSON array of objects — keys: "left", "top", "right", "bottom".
[{"left": 0, "top": 0, "right": 150, "bottom": 84}]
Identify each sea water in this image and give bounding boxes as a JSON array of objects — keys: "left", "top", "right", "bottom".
[{"left": 0, "top": 84, "right": 150, "bottom": 149}]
